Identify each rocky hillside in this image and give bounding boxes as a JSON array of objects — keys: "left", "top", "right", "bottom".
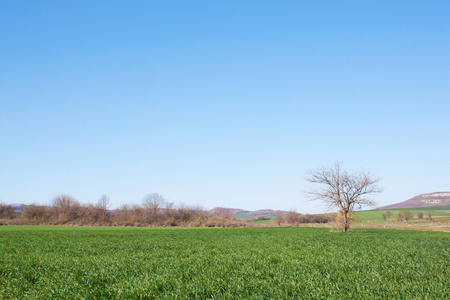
[{"left": 378, "top": 192, "right": 450, "bottom": 209}]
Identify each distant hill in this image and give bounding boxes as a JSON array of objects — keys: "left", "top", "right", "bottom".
[
  {"left": 248, "top": 209, "right": 289, "bottom": 217},
  {"left": 10, "top": 204, "right": 25, "bottom": 213},
  {"left": 208, "top": 207, "right": 249, "bottom": 215},
  {"left": 208, "top": 207, "right": 289, "bottom": 218},
  {"left": 378, "top": 192, "right": 450, "bottom": 210}
]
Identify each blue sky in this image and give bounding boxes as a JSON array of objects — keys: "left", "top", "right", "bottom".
[{"left": 1, "top": 1, "right": 449, "bottom": 213}]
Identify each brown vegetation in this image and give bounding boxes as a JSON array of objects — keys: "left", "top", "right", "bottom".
[
  {"left": 0, "top": 203, "right": 16, "bottom": 220},
  {"left": 246, "top": 216, "right": 271, "bottom": 222},
  {"left": 397, "top": 209, "right": 413, "bottom": 221},
  {"left": 271, "top": 211, "right": 334, "bottom": 226},
  {"left": 0, "top": 193, "right": 338, "bottom": 228},
  {"left": 381, "top": 210, "right": 392, "bottom": 221},
  {"left": 0, "top": 195, "right": 251, "bottom": 227},
  {"left": 274, "top": 213, "right": 284, "bottom": 227}
]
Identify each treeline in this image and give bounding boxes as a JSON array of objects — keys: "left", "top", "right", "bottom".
[
  {"left": 0, "top": 194, "right": 252, "bottom": 227},
  {"left": 273, "top": 211, "right": 334, "bottom": 226},
  {"left": 0, "top": 193, "right": 334, "bottom": 227}
]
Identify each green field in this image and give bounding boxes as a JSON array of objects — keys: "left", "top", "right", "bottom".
[
  {"left": 354, "top": 205, "right": 450, "bottom": 222},
  {"left": 1, "top": 226, "right": 449, "bottom": 299},
  {"left": 249, "top": 205, "right": 450, "bottom": 226},
  {"left": 235, "top": 212, "right": 257, "bottom": 219}
]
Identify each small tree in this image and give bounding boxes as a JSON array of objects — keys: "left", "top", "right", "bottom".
[
  {"left": 397, "top": 209, "right": 412, "bottom": 221},
  {"left": 427, "top": 212, "right": 432, "bottom": 221},
  {"left": 417, "top": 212, "right": 424, "bottom": 219},
  {"left": 306, "top": 162, "right": 381, "bottom": 232},
  {"left": 274, "top": 213, "right": 284, "bottom": 227},
  {"left": 382, "top": 210, "right": 392, "bottom": 221}
]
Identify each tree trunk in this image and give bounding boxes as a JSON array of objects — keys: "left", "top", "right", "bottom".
[{"left": 343, "top": 210, "right": 349, "bottom": 232}]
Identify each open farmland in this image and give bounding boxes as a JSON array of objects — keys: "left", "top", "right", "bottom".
[
  {"left": 1, "top": 226, "right": 449, "bottom": 299},
  {"left": 355, "top": 205, "right": 450, "bottom": 222},
  {"left": 348, "top": 206, "right": 450, "bottom": 231}
]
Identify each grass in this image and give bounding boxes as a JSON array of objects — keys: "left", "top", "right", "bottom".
[
  {"left": 1, "top": 226, "right": 449, "bottom": 299},
  {"left": 234, "top": 212, "right": 256, "bottom": 219},
  {"left": 353, "top": 206, "right": 450, "bottom": 224},
  {"left": 251, "top": 217, "right": 274, "bottom": 224},
  {"left": 358, "top": 205, "right": 450, "bottom": 219}
]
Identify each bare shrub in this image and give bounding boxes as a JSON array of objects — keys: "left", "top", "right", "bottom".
[
  {"left": 382, "top": 210, "right": 392, "bottom": 221},
  {"left": 274, "top": 213, "right": 284, "bottom": 226},
  {"left": 81, "top": 204, "right": 111, "bottom": 225},
  {"left": 204, "top": 215, "right": 247, "bottom": 228},
  {"left": 212, "top": 207, "right": 234, "bottom": 218},
  {"left": 142, "top": 193, "right": 172, "bottom": 225},
  {"left": 285, "top": 211, "right": 301, "bottom": 226},
  {"left": 112, "top": 204, "right": 133, "bottom": 226},
  {"left": 21, "top": 204, "right": 50, "bottom": 222},
  {"left": 310, "top": 214, "right": 333, "bottom": 223},
  {"left": 397, "top": 209, "right": 413, "bottom": 221},
  {"left": 0, "top": 203, "right": 16, "bottom": 219},
  {"left": 273, "top": 212, "right": 332, "bottom": 226},
  {"left": 246, "top": 216, "right": 270, "bottom": 222},
  {"left": 51, "top": 194, "right": 78, "bottom": 223},
  {"left": 167, "top": 205, "right": 207, "bottom": 226}
]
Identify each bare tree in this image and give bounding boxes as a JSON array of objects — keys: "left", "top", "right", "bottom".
[
  {"left": 142, "top": 193, "right": 168, "bottom": 211},
  {"left": 97, "top": 194, "right": 111, "bottom": 210},
  {"left": 52, "top": 194, "right": 77, "bottom": 217},
  {"left": 306, "top": 162, "right": 382, "bottom": 232}
]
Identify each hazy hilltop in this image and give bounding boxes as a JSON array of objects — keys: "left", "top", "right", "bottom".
[
  {"left": 208, "top": 207, "right": 290, "bottom": 218},
  {"left": 378, "top": 192, "right": 450, "bottom": 210},
  {"left": 208, "top": 207, "right": 249, "bottom": 215}
]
